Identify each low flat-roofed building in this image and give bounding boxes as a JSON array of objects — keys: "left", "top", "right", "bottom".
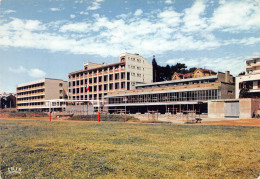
[
  {"left": 105, "top": 69, "right": 235, "bottom": 114},
  {"left": 236, "top": 57, "right": 260, "bottom": 98},
  {"left": 16, "top": 78, "right": 68, "bottom": 112}
]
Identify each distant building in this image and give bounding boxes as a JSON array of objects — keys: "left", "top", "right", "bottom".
[
  {"left": 105, "top": 69, "right": 235, "bottom": 114},
  {"left": 68, "top": 53, "right": 153, "bottom": 104},
  {"left": 16, "top": 78, "right": 68, "bottom": 112},
  {"left": 171, "top": 68, "right": 216, "bottom": 80},
  {"left": 0, "top": 92, "right": 17, "bottom": 109},
  {"left": 236, "top": 57, "right": 260, "bottom": 98}
]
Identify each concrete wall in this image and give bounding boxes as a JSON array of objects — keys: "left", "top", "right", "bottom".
[
  {"left": 124, "top": 53, "right": 153, "bottom": 88},
  {"left": 208, "top": 98, "right": 260, "bottom": 119},
  {"left": 208, "top": 101, "right": 225, "bottom": 118},
  {"left": 239, "top": 98, "right": 260, "bottom": 118},
  {"left": 220, "top": 83, "right": 235, "bottom": 99},
  {"left": 45, "top": 79, "right": 68, "bottom": 100}
]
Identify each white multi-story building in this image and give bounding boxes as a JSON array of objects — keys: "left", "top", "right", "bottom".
[
  {"left": 16, "top": 78, "right": 68, "bottom": 112},
  {"left": 68, "top": 53, "right": 153, "bottom": 101},
  {"left": 236, "top": 57, "right": 260, "bottom": 98}
]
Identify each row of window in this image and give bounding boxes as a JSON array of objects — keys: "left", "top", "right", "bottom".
[
  {"left": 69, "top": 82, "right": 130, "bottom": 94},
  {"left": 69, "top": 93, "right": 107, "bottom": 100},
  {"left": 128, "top": 65, "right": 144, "bottom": 70},
  {"left": 69, "top": 73, "right": 131, "bottom": 87},
  {"left": 108, "top": 90, "right": 219, "bottom": 104},
  {"left": 71, "top": 65, "right": 126, "bottom": 78},
  {"left": 239, "top": 80, "right": 260, "bottom": 89},
  {"left": 17, "top": 83, "right": 45, "bottom": 91},
  {"left": 17, "top": 102, "right": 45, "bottom": 107},
  {"left": 136, "top": 79, "right": 217, "bottom": 89},
  {"left": 17, "top": 95, "right": 45, "bottom": 102},
  {"left": 17, "top": 89, "right": 45, "bottom": 96}
]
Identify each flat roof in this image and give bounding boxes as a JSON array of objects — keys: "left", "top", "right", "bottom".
[
  {"left": 136, "top": 75, "right": 218, "bottom": 88},
  {"left": 17, "top": 78, "right": 67, "bottom": 88},
  {"left": 69, "top": 61, "right": 125, "bottom": 75},
  {"left": 106, "top": 86, "right": 219, "bottom": 97}
]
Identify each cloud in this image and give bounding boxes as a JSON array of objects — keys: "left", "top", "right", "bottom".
[
  {"left": 134, "top": 9, "right": 143, "bottom": 16},
  {"left": 70, "top": 14, "right": 76, "bottom": 19},
  {"left": 208, "top": 0, "right": 260, "bottom": 31},
  {"left": 9, "top": 66, "right": 46, "bottom": 78},
  {"left": 6, "top": 18, "right": 46, "bottom": 31},
  {"left": 3, "top": 9, "right": 16, "bottom": 14},
  {"left": 50, "top": 8, "right": 61, "bottom": 12},
  {"left": 165, "top": 0, "right": 173, "bottom": 4},
  {"left": 9, "top": 66, "right": 27, "bottom": 73},
  {"left": 166, "top": 56, "right": 245, "bottom": 76},
  {"left": 28, "top": 69, "right": 46, "bottom": 78},
  {"left": 59, "top": 22, "right": 90, "bottom": 33},
  {"left": 0, "top": 0, "right": 260, "bottom": 59},
  {"left": 182, "top": 0, "right": 207, "bottom": 32},
  {"left": 87, "top": 0, "right": 104, "bottom": 10}
]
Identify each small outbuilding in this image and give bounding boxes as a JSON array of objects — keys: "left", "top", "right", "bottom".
[{"left": 208, "top": 98, "right": 260, "bottom": 119}]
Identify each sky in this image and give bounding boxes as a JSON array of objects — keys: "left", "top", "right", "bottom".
[{"left": 0, "top": 0, "right": 260, "bottom": 92}]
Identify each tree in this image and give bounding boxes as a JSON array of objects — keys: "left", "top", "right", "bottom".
[
  {"left": 152, "top": 55, "right": 198, "bottom": 82},
  {"left": 152, "top": 55, "right": 158, "bottom": 82},
  {"left": 238, "top": 71, "right": 245, "bottom": 76},
  {"left": 239, "top": 88, "right": 250, "bottom": 98},
  {"left": 0, "top": 97, "right": 6, "bottom": 109}
]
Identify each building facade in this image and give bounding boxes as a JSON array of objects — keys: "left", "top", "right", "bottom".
[
  {"left": 68, "top": 53, "right": 153, "bottom": 102},
  {"left": 105, "top": 70, "right": 235, "bottom": 114},
  {"left": 16, "top": 78, "right": 68, "bottom": 112},
  {"left": 236, "top": 57, "right": 260, "bottom": 98}
]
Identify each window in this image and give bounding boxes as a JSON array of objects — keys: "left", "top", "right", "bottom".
[
  {"left": 131, "top": 73, "right": 135, "bottom": 76},
  {"left": 99, "top": 85, "right": 102, "bottom": 91},
  {"left": 76, "top": 81, "right": 79, "bottom": 86},
  {"left": 137, "top": 73, "right": 141, "bottom": 77},
  {"left": 94, "top": 77, "right": 97, "bottom": 83},
  {"left": 109, "top": 74, "right": 113, "bottom": 80},
  {"left": 59, "top": 83, "right": 63, "bottom": 87},
  {"left": 115, "top": 83, "right": 119, "bottom": 89},
  {"left": 121, "top": 82, "right": 125, "bottom": 89},
  {"left": 121, "top": 72, "right": 125, "bottom": 79},
  {"left": 109, "top": 83, "right": 113, "bottom": 90},
  {"left": 104, "top": 75, "right": 108, "bottom": 81},
  {"left": 127, "top": 72, "right": 130, "bottom": 80},
  {"left": 89, "top": 86, "right": 93, "bottom": 92},
  {"left": 80, "top": 80, "right": 83, "bottom": 85},
  {"left": 99, "top": 76, "right": 102, "bottom": 82},
  {"left": 115, "top": 73, "right": 119, "bottom": 80}
]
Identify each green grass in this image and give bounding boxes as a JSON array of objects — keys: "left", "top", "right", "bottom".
[{"left": 0, "top": 119, "right": 259, "bottom": 178}]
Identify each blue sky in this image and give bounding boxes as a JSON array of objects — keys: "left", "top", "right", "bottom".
[{"left": 0, "top": 0, "right": 260, "bottom": 92}]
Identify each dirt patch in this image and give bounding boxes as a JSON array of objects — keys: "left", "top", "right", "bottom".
[
  {"left": 201, "top": 119, "right": 260, "bottom": 126},
  {"left": 0, "top": 113, "right": 10, "bottom": 118}
]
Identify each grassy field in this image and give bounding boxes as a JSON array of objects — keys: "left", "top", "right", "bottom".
[{"left": 0, "top": 119, "right": 259, "bottom": 178}]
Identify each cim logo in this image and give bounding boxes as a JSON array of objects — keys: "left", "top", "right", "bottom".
[{"left": 8, "top": 167, "right": 22, "bottom": 174}]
